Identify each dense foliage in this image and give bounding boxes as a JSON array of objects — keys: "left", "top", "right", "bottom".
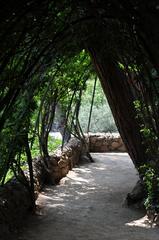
[{"left": 1, "top": 1, "right": 159, "bottom": 213}]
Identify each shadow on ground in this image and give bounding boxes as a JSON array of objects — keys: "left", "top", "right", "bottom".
[{"left": 17, "top": 153, "right": 159, "bottom": 240}]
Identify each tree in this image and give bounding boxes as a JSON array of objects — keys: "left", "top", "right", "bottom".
[{"left": 1, "top": 0, "right": 159, "bottom": 213}]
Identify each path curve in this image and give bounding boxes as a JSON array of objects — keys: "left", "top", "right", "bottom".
[{"left": 18, "top": 153, "right": 159, "bottom": 240}]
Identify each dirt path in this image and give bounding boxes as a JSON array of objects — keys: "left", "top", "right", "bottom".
[{"left": 18, "top": 153, "right": 159, "bottom": 240}]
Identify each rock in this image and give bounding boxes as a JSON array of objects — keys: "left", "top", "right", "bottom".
[
  {"left": 118, "top": 145, "right": 126, "bottom": 152},
  {"left": 90, "top": 138, "right": 97, "bottom": 145},
  {"left": 61, "top": 166, "right": 70, "bottom": 177},
  {"left": 111, "top": 141, "right": 120, "bottom": 150},
  {"left": 100, "top": 145, "right": 109, "bottom": 152},
  {"left": 118, "top": 137, "right": 123, "bottom": 145},
  {"left": 125, "top": 180, "right": 146, "bottom": 207},
  {"left": 95, "top": 141, "right": 103, "bottom": 147},
  {"left": 154, "top": 214, "right": 159, "bottom": 226},
  {"left": 58, "top": 159, "right": 69, "bottom": 168},
  {"left": 49, "top": 155, "right": 60, "bottom": 165}
]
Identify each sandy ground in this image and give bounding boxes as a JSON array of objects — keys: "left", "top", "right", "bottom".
[{"left": 17, "top": 153, "right": 159, "bottom": 240}]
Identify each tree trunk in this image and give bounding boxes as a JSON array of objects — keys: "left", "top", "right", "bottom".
[{"left": 88, "top": 46, "right": 147, "bottom": 168}]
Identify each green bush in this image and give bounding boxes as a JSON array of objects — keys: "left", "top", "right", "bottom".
[{"left": 140, "top": 164, "right": 159, "bottom": 212}]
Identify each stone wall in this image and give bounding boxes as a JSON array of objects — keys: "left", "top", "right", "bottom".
[
  {"left": 0, "top": 134, "right": 126, "bottom": 238},
  {"left": 0, "top": 137, "right": 83, "bottom": 239},
  {"left": 87, "top": 133, "right": 126, "bottom": 152},
  {"left": 45, "top": 138, "right": 83, "bottom": 184}
]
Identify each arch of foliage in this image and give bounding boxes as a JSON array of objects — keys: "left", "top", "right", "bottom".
[{"left": 1, "top": 1, "right": 159, "bottom": 213}]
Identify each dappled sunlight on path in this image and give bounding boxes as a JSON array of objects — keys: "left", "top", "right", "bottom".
[{"left": 18, "top": 153, "right": 159, "bottom": 240}]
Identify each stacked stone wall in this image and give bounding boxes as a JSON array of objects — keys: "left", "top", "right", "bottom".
[
  {"left": 0, "top": 138, "right": 83, "bottom": 239},
  {"left": 87, "top": 133, "right": 126, "bottom": 152},
  {"left": 0, "top": 134, "right": 126, "bottom": 238}
]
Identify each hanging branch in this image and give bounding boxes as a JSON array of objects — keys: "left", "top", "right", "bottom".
[
  {"left": 39, "top": 90, "right": 58, "bottom": 163},
  {"left": 30, "top": 58, "right": 66, "bottom": 153},
  {"left": 87, "top": 76, "right": 97, "bottom": 133},
  {"left": 60, "top": 63, "right": 91, "bottom": 149},
  {"left": 70, "top": 84, "right": 94, "bottom": 162},
  {"left": 24, "top": 133, "right": 36, "bottom": 210},
  {"left": 61, "top": 89, "right": 76, "bottom": 150}
]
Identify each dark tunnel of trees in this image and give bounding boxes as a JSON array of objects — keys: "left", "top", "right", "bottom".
[{"left": 1, "top": 0, "right": 159, "bottom": 215}]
